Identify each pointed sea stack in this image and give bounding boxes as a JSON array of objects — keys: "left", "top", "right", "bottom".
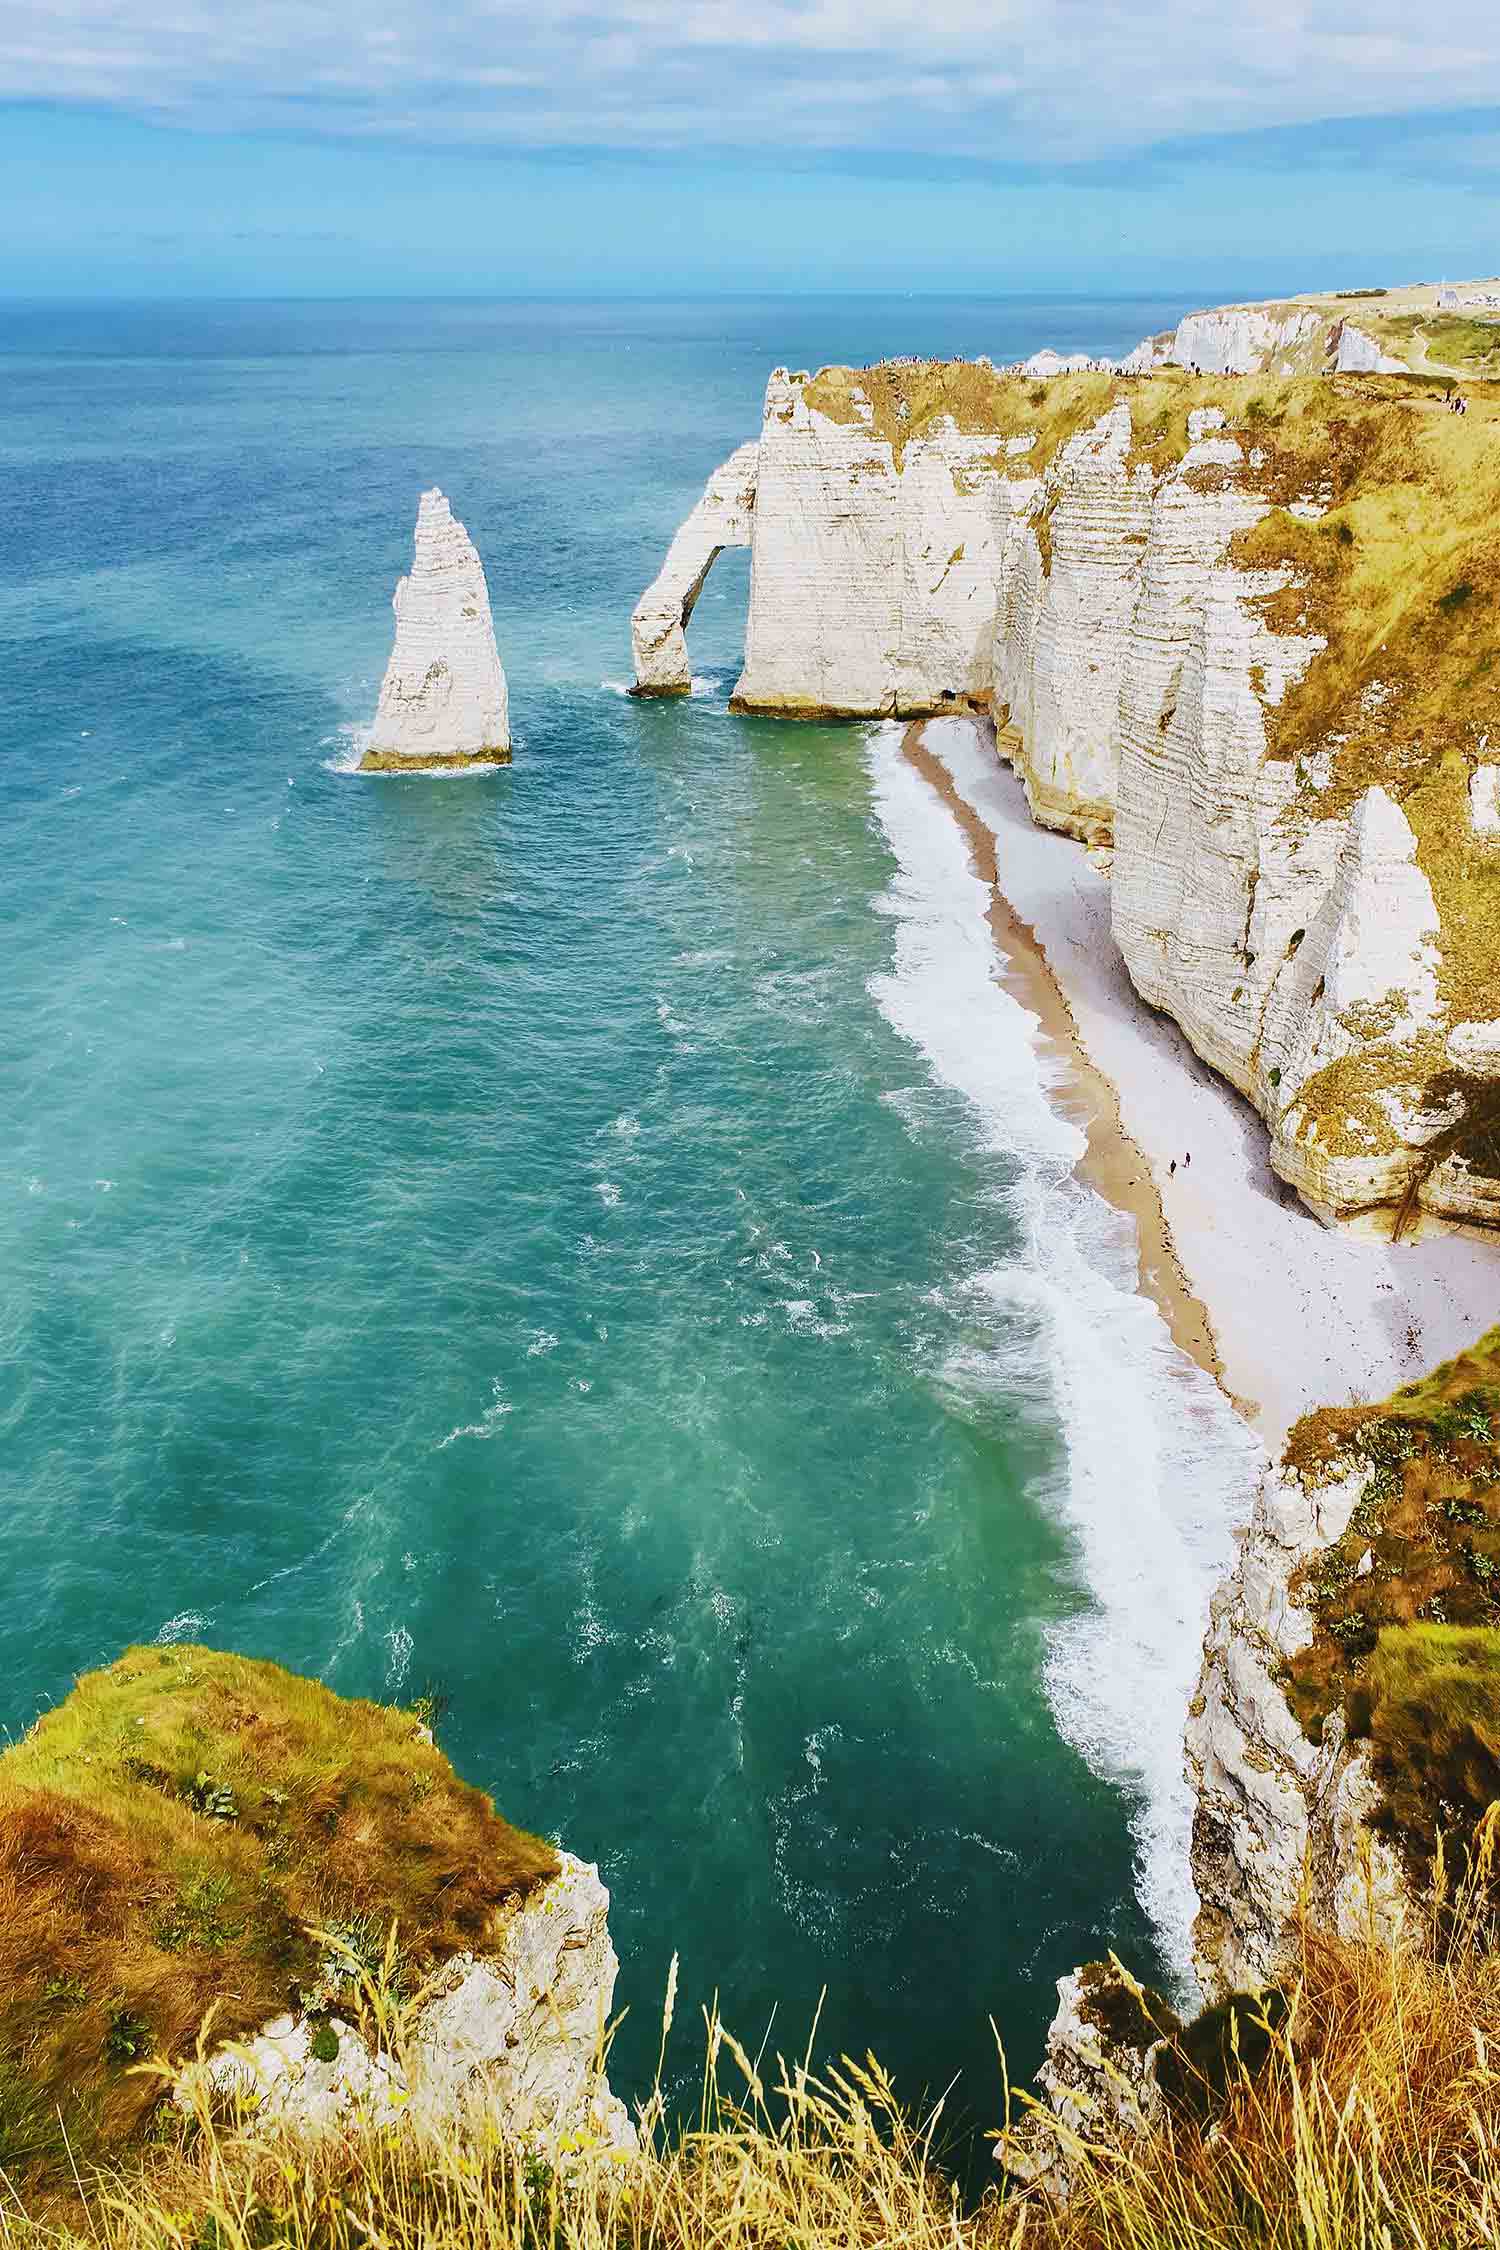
[{"left": 359, "top": 488, "right": 511, "bottom": 771}]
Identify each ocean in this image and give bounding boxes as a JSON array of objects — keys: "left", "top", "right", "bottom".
[{"left": 0, "top": 295, "right": 1254, "bottom": 2147}]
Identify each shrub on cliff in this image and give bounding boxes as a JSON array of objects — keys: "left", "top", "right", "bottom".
[{"left": 0, "top": 1646, "right": 557, "bottom": 2187}]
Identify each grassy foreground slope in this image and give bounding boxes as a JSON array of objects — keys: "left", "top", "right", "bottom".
[
  {"left": 9, "top": 1909, "right": 1500, "bottom": 2248},
  {"left": 0, "top": 1646, "right": 557, "bottom": 2183}
]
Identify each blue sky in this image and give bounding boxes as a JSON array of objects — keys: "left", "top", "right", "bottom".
[{"left": 4, "top": 0, "right": 1500, "bottom": 296}]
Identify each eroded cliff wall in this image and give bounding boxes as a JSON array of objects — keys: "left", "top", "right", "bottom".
[
  {"left": 631, "top": 442, "right": 759, "bottom": 695},
  {"left": 633, "top": 360, "right": 1498, "bottom": 1230},
  {"left": 731, "top": 366, "right": 1029, "bottom": 716}
]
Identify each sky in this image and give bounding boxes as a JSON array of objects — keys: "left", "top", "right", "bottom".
[{"left": 4, "top": 0, "right": 1500, "bottom": 296}]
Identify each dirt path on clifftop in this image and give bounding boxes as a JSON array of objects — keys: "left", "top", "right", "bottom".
[{"left": 899, "top": 722, "right": 1231, "bottom": 1400}]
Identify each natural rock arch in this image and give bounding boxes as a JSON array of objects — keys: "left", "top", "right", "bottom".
[{"left": 630, "top": 441, "right": 758, "bottom": 695}]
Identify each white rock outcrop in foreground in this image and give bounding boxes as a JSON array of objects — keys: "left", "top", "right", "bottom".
[
  {"left": 362, "top": 488, "right": 510, "bottom": 770},
  {"left": 1186, "top": 1459, "right": 1412, "bottom": 1996},
  {"left": 1001, "top": 1966, "right": 1170, "bottom": 2197},
  {"left": 630, "top": 442, "right": 758, "bottom": 694},
  {"left": 180, "top": 1854, "right": 634, "bottom": 2158}
]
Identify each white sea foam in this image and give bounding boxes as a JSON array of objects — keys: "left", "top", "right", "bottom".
[
  {"left": 154, "top": 1609, "right": 210, "bottom": 1644},
  {"left": 322, "top": 723, "right": 370, "bottom": 775},
  {"left": 384, "top": 1624, "right": 414, "bottom": 1692},
  {"left": 436, "top": 1378, "right": 512, "bottom": 1448},
  {"left": 600, "top": 672, "right": 713, "bottom": 699},
  {"left": 322, "top": 720, "right": 508, "bottom": 778},
  {"left": 864, "top": 723, "right": 1261, "bottom": 1987}
]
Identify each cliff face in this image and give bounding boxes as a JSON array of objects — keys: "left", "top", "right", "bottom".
[
  {"left": 1186, "top": 1450, "right": 1411, "bottom": 1996},
  {"left": 994, "top": 385, "right": 1496, "bottom": 1229},
  {"left": 731, "top": 366, "right": 1028, "bottom": 717},
  {"left": 363, "top": 488, "right": 510, "bottom": 771},
  {"left": 1124, "top": 304, "right": 1414, "bottom": 380},
  {"left": 1188, "top": 1326, "right": 1500, "bottom": 2000},
  {"left": 990, "top": 401, "right": 1153, "bottom": 838}
]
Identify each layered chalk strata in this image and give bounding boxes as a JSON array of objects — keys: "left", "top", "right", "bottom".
[{"left": 362, "top": 488, "right": 510, "bottom": 770}]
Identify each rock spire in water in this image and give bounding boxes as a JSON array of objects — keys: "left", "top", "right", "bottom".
[{"left": 361, "top": 488, "right": 510, "bottom": 771}]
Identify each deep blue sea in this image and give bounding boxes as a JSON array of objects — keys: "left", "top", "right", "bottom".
[{"left": 0, "top": 296, "right": 1252, "bottom": 2149}]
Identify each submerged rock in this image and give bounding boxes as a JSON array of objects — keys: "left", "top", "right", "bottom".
[{"left": 361, "top": 488, "right": 510, "bottom": 771}]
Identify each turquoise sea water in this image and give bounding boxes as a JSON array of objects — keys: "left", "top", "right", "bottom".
[{"left": 1, "top": 297, "right": 1250, "bottom": 2147}]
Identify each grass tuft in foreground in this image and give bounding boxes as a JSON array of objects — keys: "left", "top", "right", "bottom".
[{"left": 10, "top": 1873, "right": 1500, "bottom": 2249}]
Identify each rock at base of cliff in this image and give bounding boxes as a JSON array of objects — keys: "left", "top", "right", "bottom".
[
  {"left": 1000, "top": 1962, "right": 1179, "bottom": 2199},
  {"left": 357, "top": 744, "right": 512, "bottom": 772},
  {"left": 178, "top": 1854, "right": 635, "bottom": 2162}
]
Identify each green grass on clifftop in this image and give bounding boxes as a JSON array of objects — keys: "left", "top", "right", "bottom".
[
  {"left": 0, "top": 1646, "right": 558, "bottom": 2183},
  {"left": 1281, "top": 1328, "right": 1500, "bottom": 1889},
  {"left": 1350, "top": 1625, "right": 1500, "bottom": 1887}
]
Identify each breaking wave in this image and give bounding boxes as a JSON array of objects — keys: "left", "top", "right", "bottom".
[{"left": 864, "top": 723, "right": 1261, "bottom": 1985}]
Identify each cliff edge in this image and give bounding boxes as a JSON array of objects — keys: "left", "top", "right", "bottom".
[
  {"left": 1190, "top": 1324, "right": 1500, "bottom": 1993},
  {"left": 0, "top": 1647, "right": 629, "bottom": 2188}
]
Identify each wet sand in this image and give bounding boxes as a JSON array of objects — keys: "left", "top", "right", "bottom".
[
  {"left": 901, "top": 723, "right": 1230, "bottom": 1400},
  {"left": 907, "top": 714, "right": 1499, "bottom": 1453}
]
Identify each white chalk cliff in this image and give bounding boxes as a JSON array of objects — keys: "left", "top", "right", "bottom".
[
  {"left": 1116, "top": 306, "right": 1404, "bottom": 379},
  {"left": 630, "top": 442, "right": 759, "bottom": 694},
  {"left": 1185, "top": 1457, "right": 1412, "bottom": 1997},
  {"left": 989, "top": 403, "right": 1493, "bottom": 1228},
  {"left": 362, "top": 488, "right": 510, "bottom": 770},
  {"left": 632, "top": 369, "right": 1027, "bottom": 717},
  {"left": 180, "top": 1853, "right": 633, "bottom": 2158},
  {"left": 632, "top": 363, "right": 1498, "bottom": 1230}
]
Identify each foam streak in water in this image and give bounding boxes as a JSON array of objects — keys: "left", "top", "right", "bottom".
[{"left": 864, "top": 724, "right": 1261, "bottom": 1983}]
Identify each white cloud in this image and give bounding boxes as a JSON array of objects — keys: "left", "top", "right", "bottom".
[{"left": 3, "top": 0, "right": 1500, "bottom": 159}]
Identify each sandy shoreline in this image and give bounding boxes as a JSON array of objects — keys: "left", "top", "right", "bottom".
[
  {"left": 901, "top": 724, "right": 1231, "bottom": 1403},
  {"left": 908, "top": 714, "right": 1498, "bottom": 1455}
]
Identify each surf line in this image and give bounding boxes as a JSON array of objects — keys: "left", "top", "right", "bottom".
[{"left": 899, "top": 720, "right": 1234, "bottom": 1408}]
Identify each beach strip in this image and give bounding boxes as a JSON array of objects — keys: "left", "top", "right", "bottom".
[{"left": 909, "top": 714, "right": 1498, "bottom": 1452}]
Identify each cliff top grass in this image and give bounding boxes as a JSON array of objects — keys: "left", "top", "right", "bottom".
[
  {"left": 1365, "top": 310, "right": 1500, "bottom": 376},
  {"left": 0, "top": 1645, "right": 557, "bottom": 2183},
  {"left": 1280, "top": 1328, "right": 1500, "bottom": 1883},
  {"left": 1226, "top": 374, "right": 1500, "bottom": 1102},
  {"left": 799, "top": 359, "right": 1118, "bottom": 471}
]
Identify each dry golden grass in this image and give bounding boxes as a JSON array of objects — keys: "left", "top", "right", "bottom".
[
  {"left": 0, "top": 1648, "right": 557, "bottom": 2187},
  {"left": 11, "top": 1889, "right": 1500, "bottom": 2250}
]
